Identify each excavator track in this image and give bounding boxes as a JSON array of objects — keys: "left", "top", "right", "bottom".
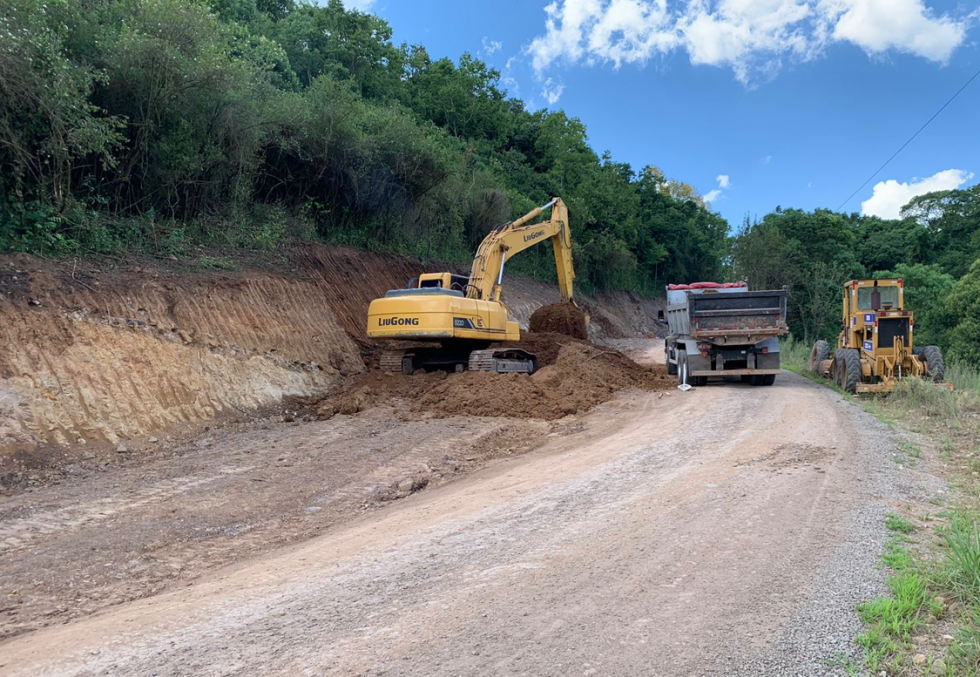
[
  {"left": 380, "top": 350, "right": 410, "bottom": 374},
  {"left": 468, "top": 349, "right": 537, "bottom": 374}
]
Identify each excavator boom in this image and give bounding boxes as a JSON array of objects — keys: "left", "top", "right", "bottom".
[{"left": 467, "top": 198, "right": 575, "bottom": 304}]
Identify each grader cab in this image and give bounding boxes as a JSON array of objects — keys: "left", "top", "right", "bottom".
[{"left": 809, "top": 279, "right": 950, "bottom": 394}]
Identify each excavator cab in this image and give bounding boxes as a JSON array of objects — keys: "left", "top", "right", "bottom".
[{"left": 415, "top": 273, "right": 470, "bottom": 293}]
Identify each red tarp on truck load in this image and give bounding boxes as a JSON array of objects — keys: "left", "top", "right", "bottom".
[{"left": 667, "top": 281, "right": 747, "bottom": 290}]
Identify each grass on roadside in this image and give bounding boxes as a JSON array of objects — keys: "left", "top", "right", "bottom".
[
  {"left": 887, "top": 513, "right": 916, "bottom": 535},
  {"left": 936, "top": 513, "right": 980, "bottom": 674},
  {"left": 781, "top": 336, "right": 980, "bottom": 673}
]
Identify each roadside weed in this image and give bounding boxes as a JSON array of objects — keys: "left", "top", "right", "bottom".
[
  {"left": 882, "top": 540, "right": 914, "bottom": 570},
  {"left": 825, "top": 651, "right": 862, "bottom": 675},
  {"left": 886, "top": 513, "right": 916, "bottom": 534},
  {"left": 899, "top": 439, "right": 922, "bottom": 459},
  {"left": 943, "top": 514, "right": 980, "bottom": 605},
  {"left": 858, "top": 571, "right": 929, "bottom": 640}
]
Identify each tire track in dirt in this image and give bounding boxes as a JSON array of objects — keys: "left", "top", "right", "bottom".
[
  {"left": 0, "top": 466, "right": 254, "bottom": 553},
  {"left": 0, "top": 369, "right": 938, "bottom": 677}
]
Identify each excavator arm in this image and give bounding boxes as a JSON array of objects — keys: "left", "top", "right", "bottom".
[{"left": 466, "top": 198, "right": 576, "bottom": 304}]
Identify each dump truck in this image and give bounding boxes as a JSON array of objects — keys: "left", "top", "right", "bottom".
[
  {"left": 809, "top": 278, "right": 950, "bottom": 394},
  {"left": 662, "top": 282, "right": 789, "bottom": 386},
  {"left": 366, "top": 198, "right": 577, "bottom": 375}
]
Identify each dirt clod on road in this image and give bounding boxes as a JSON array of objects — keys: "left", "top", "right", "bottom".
[
  {"left": 317, "top": 335, "right": 672, "bottom": 422},
  {"left": 528, "top": 302, "right": 589, "bottom": 339}
]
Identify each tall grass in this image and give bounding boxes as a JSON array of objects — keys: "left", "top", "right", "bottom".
[
  {"left": 779, "top": 336, "right": 812, "bottom": 373},
  {"left": 944, "top": 515, "right": 980, "bottom": 601},
  {"left": 949, "top": 361, "right": 980, "bottom": 395}
]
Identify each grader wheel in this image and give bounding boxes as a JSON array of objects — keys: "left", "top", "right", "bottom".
[
  {"left": 914, "top": 345, "right": 946, "bottom": 383},
  {"left": 841, "top": 348, "right": 862, "bottom": 394},
  {"left": 832, "top": 349, "right": 845, "bottom": 387},
  {"left": 810, "top": 340, "right": 830, "bottom": 375}
]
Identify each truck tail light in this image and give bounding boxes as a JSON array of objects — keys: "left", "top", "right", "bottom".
[{"left": 761, "top": 347, "right": 769, "bottom": 354}]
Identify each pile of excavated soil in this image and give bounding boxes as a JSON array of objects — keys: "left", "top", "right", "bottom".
[
  {"left": 529, "top": 303, "right": 588, "bottom": 340},
  {"left": 317, "top": 334, "right": 672, "bottom": 422}
]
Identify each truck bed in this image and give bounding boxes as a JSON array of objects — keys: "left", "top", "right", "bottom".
[{"left": 667, "top": 289, "right": 788, "bottom": 343}]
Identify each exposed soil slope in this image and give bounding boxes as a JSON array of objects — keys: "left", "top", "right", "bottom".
[{"left": 1, "top": 245, "right": 663, "bottom": 475}]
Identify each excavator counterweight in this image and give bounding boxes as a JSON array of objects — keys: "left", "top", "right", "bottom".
[{"left": 366, "top": 198, "right": 577, "bottom": 374}]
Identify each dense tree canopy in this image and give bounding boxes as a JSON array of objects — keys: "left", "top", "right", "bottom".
[
  {"left": 0, "top": 0, "right": 727, "bottom": 294},
  {"left": 729, "top": 188, "right": 980, "bottom": 365},
  {"left": 2, "top": 0, "right": 977, "bottom": 365}
]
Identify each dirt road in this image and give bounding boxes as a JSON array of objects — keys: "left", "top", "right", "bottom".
[{"left": 0, "top": 342, "right": 945, "bottom": 676}]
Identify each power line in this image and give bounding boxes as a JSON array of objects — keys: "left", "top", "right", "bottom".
[{"left": 836, "top": 63, "right": 980, "bottom": 213}]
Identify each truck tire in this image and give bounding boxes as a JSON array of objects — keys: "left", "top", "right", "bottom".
[
  {"left": 918, "top": 345, "right": 945, "bottom": 382},
  {"left": 810, "top": 340, "right": 830, "bottom": 376},
  {"left": 750, "top": 374, "right": 776, "bottom": 386},
  {"left": 841, "top": 348, "right": 862, "bottom": 394},
  {"left": 666, "top": 345, "right": 677, "bottom": 375}
]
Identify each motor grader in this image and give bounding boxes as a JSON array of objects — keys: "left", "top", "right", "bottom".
[
  {"left": 809, "top": 278, "right": 949, "bottom": 394},
  {"left": 365, "top": 198, "right": 577, "bottom": 375}
]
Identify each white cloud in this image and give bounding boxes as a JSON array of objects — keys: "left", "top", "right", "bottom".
[
  {"left": 528, "top": 0, "right": 970, "bottom": 84},
  {"left": 762, "top": 154, "right": 772, "bottom": 164},
  {"left": 542, "top": 78, "right": 566, "bottom": 105},
  {"left": 704, "top": 173, "right": 730, "bottom": 204},
  {"left": 827, "top": 0, "right": 966, "bottom": 63},
  {"left": 861, "top": 169, "right": 974, "bottom": 219},
  {"left": 482, "top": 37, "right": 503, "bottom": 55}
]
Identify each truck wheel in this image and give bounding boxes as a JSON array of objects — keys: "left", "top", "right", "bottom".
[
  {"left": 677, "top": 350, "right": 687, "bottom": 385},
  {"left": 841, "top": 348, "right": 862, "bottom": 394},
  {"left": 761, "top": 374, "right": 776, "bottom": 386},
  {"left": 810, "top": 340, "right": 830, "bottom": 376},
  {"left": 918, "top": 346, "right": 945, "bottom": 382},
  {"left": 666, "top": 346, "right": 677, "bottom": 375}
]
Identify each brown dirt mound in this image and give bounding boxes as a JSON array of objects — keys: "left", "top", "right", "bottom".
[
  {"left": 529, "top": 303, "right": 588, "bottom": 340},
  {"left": 316, "top": 336, "right": 672, "bottom": 422}
]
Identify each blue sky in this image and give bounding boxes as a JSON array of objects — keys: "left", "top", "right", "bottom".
[{"left": 351, "top": 0, "right": 979, "bottom": 229}]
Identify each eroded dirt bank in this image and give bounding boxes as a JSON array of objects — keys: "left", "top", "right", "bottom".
[{"left": 0, "top": 246, "right": 664, "bottom": 475}]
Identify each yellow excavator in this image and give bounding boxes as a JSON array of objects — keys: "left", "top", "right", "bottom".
[{"left": 366, "top": 197, "right": 575, "bottom": 374}]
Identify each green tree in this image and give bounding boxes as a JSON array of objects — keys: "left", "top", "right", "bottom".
[
  {"left": 874, "top": 264, "right": 955, "bottom": 348},
  {"left": 944, "top": 259, "right": 980, "bottom": 366},
  {"left": 902, "top": 185, "right": 980, "bottom": 278}
]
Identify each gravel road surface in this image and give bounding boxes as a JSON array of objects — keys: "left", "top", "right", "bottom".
[{"left": 0, "top": 343, "right": 947, "bottom": 676}]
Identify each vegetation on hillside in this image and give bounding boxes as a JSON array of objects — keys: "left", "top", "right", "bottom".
[
  {"left": 0, "top": 0, "right": 727, "bottom": 294},
  {"left": 1, "top": 0, "right": 977, "bottom": 363}
]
